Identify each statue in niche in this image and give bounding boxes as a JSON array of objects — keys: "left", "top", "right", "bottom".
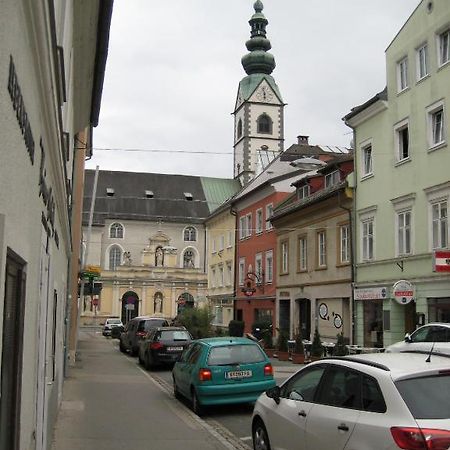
[
  {"left": 154, "top": 292, "right": 163, "bottom": 313},
  {"left": 123, "top": 251, "right": 132, "bottom": 266},
  {"left": 155, "top": 246, "right": 164, "bottom": 266}
]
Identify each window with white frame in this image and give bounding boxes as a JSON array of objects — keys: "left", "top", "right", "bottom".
[
  {"left": 214, "top": 306, "right": 223, "bottom": 325},
  {"left": 226, "top": 262, "right": 232, "bottom": 286},
  {"left": 297, "top": 185, "right": 310, "bottom": 200},
  {"left": 438, "top": 28, "right": 450, "bottom": 66},
  {"left": 325, "top": 170, "right": 340, "bottom": 188},
  {"left": 211, "top": 237, "right": 217, "bottom": 254},
  {"left": 395, "top": 120, "right": 410, "bottom": 161},
  {"left": 211, "top": 268, "right": 216, "bottom": 288},
  {"left": 246, "top": 213, "right": 252, "bottom": 237},
  {"left": 397, "top": 210, "right": 412, "bottom": 256},
  {"left": 298, "top": 236, "right": 307, "bottom": 271},
  {"left": 109, "top": 245, "right": 122, "bottom": 270},
  {"left": 219, "top": 266, "right": 224, "bottom": 287},
  {"left": 281, "top": 241, "right": 289, "bottom": 273},
  {"left": 340, "top": 224, "right": 350, "bottom": 264},
  {"left": 219, "top": 235, "right": 225, "bottom": 251},
  {"left": 227, "top": 230, "right": 233, "bottom": 248},
  {"left": 432, "top": 200, "right": 448, "bottom": 249},
  {"left": 265, "top": 250, "right": 273, "bottom": 283},
  {"left": 184, "top": 226, "right": 197, "bottom": 241},
  {"left": 238, "top": 258, "right": 245, "bottom": 286},
  {"left": 361, "top": 142, "right": 373, "bottom": 177},
  {"left": 239, "top": 216, "right": 246, "bottom": 240},
  {"left": 397, "top": 57, "right": 409, "bottom": 92},
  {"left": 416, "top": 43, "right": 429, "bottom": 80},
  {"left": 255, "top": 253, "right": 263, "bottom": 281},
  {"left": 362, "top": 219, "right": 374, "bottom": 261},
  {"left": 265, "top": 204, "right": 273, "bottom": 230},
  {"left": 427, "top": 101, "right": 445, "bottom": 148},
  {"left": 110, "top": 223, "right": 124, "bottom": 239},
  {"left": 256, "top": 208, "right": 263, "bottom": 233},
  {"left": 317, "top": 231, "right": 326, "bottom": 267}
]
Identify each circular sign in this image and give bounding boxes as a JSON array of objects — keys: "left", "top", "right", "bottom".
[
  {"left": 333, "top": 314, "right": 343, "bottom": 329},
  {"left": 392, "top": 280, "right": 415, "bottom": 305},
  {"left": 318, "top": 303, "right": 328, "bottom": 320}
]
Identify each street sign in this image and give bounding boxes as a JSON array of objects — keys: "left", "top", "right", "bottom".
[
  {"left": 392, "top": 280, "right": 415, "bottom": 305},
  {"left": 81, "top": 265, "right": 101, "bottom": 279},
  {"left": 433, "top": 250, "right": 450, "bottom": 272}
]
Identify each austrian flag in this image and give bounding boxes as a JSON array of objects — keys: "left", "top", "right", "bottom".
[{"left": 433, "top": 250, "right": 450, "bottom": 273}]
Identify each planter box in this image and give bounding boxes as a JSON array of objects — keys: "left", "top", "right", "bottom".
[
  {"left": 264, "top": 348, "right": 275, "bottom": 358},
  {"left": 277, "top": 351, "right": 290, "bottom": 361},
  {"left": 291, "top": 353, "right": 305, "bottom": 364}
]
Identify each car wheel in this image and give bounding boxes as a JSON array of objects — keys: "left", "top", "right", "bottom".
[
  {"left": 253, "top": 420, "right": 271, "bottom": 450},
  {"left": 138, "top": 352, "right": 144, "bottom": 365},
  {"left": 119, "top": 340, "right": 126, "bottom": 353},
  {"left": 173, "top": 377, "right": 181, "bottom": 400},
  {"left": 144, "top": 352, "right": 153, "bottom": 371},
  {"left": 191, "top": 388, "right": 203, "bottom": 416},
  {"left": 130, "top": 346, "right": 138, "bottom": 357}
]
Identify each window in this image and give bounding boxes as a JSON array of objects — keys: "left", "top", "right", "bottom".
[
  {"left": 297, "top": 185, "right": 310, "bottom": 200},
  {"left": 325, "top": 170, "right": 340, "bottom": 188},
  {"left": 340, "top": 224, "right": 350, "bottom": 264},
  {"left": 317, "top": 367, "right": 361, "bottom": 409},
  {"left": 298, "top": 236, "right": 307, "bottom": 271},
  {"left": 281, "top": 366, "right": 326, "bottom": 402},
  {"left": 427, "top": 101, "right": 445, "bottom": 148},
  {"left": 219, "top": 235, "right": 225, "bottom": 251},
  {"left": 255, "top": 253, "right": 263, "bottom": 281},
  {"left": 265, "top": 204, "right": 273, "bottom": 230},
  {"left": 226, "top": 262, "right": 232, "bottom": 286},
  {"left": 317, "top": 231, "right": 326, "bottom": 268},
  {"left": 257, "top": 113, "right": 272, "bottom": 134},
  {"left": 219, "top": 266, "right": 224, "bottom": 287},
  {"left": 361, "top": 142, "right": 373, "bottom": 177},
  {"left": 432, "top": 201, "right": 448, "bottom": 249},
  {"left": 397, "top": 210, "right": 412, "bottom": 256},
  {"left": 227, "top": 230, "right": 233, "bottom": 248},
  {"left": 265, "top": 251, "right": 273, "bottom": 283},
  {"left": 256, "top": 208, "right": 263, "bottom": 233},
  {"left": 281, "top": 241, "right": 289, "bottom": 274},
  {"left": 237, "top": 118, "right": 243, "bottom": 139},
  {"left": 211, "top": 237, "right": 216, "bottom": 253},
  {"left": 438, "top": 28, "right": 450, "bottom": 66},
  {"left": 239, "top": 216, "right": 246, "bottom": 240},
  {"left": 416, "top": 43, "right": 428, "bottom": 80},
  {"left": 109, "top": 245, "right": 122, "bottom": 270},
  {"left": 184, "top": 226, "right": 197, "bottom": 241},
  {"left": 238, "top": 258, "right": 246, "bottom": 286},
  {"left": 395, "top": 120, "right": 410, "bottom": 162},
  {"left": 246, "top": 213, "right": 252, "bottom": 237},
  {"left": 397, "top": 57, "right": 408, "bottom": 92},
  {"left": 109, "top": 222, "right": 123, "bottom": 238},
  {"left": 211, "top": 268, "right": 216, "bottom": 288},
  {"left": 362, "top": 219, "right": 374, "bottom": 261},
  {"left": 214, "top": 306, "right": 224, "bottom": 325},
  {"left": 183, "top": 249, "right": 195, "bottom": 268}
]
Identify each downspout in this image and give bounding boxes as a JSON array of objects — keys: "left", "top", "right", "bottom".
[{"left": 231, "top": 206, "right": 238, "bottom": 320}]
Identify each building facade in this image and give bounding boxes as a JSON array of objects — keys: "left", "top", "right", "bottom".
[{"left": 344, "top": 0, "right": 450, "bottom": 348}]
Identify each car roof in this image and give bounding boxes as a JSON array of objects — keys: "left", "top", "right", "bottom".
[
  {"left": 196, "top": 337, "right": 258, "bottom": 347},
  {"left": 131, "top": 316, "right": 169, "bottom": 322},
  {"left": 417, "top": 322, "right": 450, "bottom": 329},
  {"left": 324, "top": 352, "right": 450, "bottom": 381},
  {"left": 153, "top": 326, "right": 187, "bottom": 331}
]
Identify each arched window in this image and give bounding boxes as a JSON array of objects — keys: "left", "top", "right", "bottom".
[
  {"left": 110, "top": 222, "right": 124, "bottom": 238},
  {"left": 237, "top": 118, "right": 243, "bottom": 139},
  {"left": 184, "top": 226, "right": 197, "bottom": 242},
  {"left": 109, "top": 245, "right": 122, "bottom": 270},
  {"left": 183, "top": 249, "right": 195, "bottom": 268},
  {"left": 257, "top": 114, "right": 272, "bottom": 134}
]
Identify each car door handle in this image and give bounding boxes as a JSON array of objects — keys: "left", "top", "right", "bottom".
[
  {"left": 298, "top": 410, "right": 307, "bottom": 417},
  {"left": 337, "top": 423, "right": 349, "bottom": 432}
]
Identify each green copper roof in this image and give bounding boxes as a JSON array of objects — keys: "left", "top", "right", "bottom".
[
  {"left": 242, "top": 1, "right": 276, "bottom": 76},
  {"left": 238, "top": 73, "right": 283, "bottom": 102},
  {"left": 200, "top": 177, "right": 241, "bottom": 213}
]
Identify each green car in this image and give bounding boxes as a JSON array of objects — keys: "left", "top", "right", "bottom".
[{"left": 172, "top": 337, "right": 276, "bottom": 415}]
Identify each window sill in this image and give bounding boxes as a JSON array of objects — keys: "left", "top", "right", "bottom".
[
  {"left": 416, "top": 74, "right": 430, "bottom": 85},
  {"left": 315, "top": 266, "right": 327, "bottom": 271},
  {"left": 336, "top": 262, "right": 351, "bottom": 268},
  {"left": 437, "top": 60, "right": 450, "bottom": 72},
  {"left": 428, "top": 141, "right": 447, "bottom": 153},
  {"left": 360, "top": 173, "right": 374, "bottom": 182},
  {"left": 394, "top": 157, "right": 411, "bottom": 168},
  {"left": 280, "top": 272, "right": 289, "bottom": 276},
  {"left": 297, "top": 269, "right": 308, "bottom": 274},
  {"left": 396, "top": 86, "right": 410, "bottom": 96}
]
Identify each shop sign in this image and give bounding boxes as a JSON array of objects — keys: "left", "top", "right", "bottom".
[
  {"left": 433, "top": 250, "right": 450, "bottom": 272},
  {"left": 392, "top": 280, "right": 415, "bottom": 305},
  {"left": 354, "top": 287, "right": 388, "bottom": 300}
]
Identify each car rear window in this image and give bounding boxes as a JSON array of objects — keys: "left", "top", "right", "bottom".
[
  {"left": 207, "top": 344, "right": 265, "bottom": 366},
  {"left": 158, "top": 330, "right": 191, "bottom": 341},
  {"left": 395, "top": 374, "right": 450, "bottom": 419},
  {"left": 139, "top": 319, "right": 168, "bottom": 332},
  {"left": 107, "top": 319, "right": 121, "bottom": 324}
]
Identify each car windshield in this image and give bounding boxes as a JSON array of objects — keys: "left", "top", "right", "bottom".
[
  {"left": 107, "top": 319, "right": 121, "bottom": 324},
  {"left": 395, "top": 374, "right": 450, "bottom": 419},
  {"left": 207, "top": 344, "right": 265, "bottom": 366},
  {"left": 158, "top": 330, "right": 190, "bottom": 341}
]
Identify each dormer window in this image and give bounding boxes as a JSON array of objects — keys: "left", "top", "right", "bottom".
[
  {"left": 325, "top": 170, "right": 340, "bottom": 188},
  {"left": 184, "top": 192, "right": 193, "bottom": 201},
  {"left": 106, "top": 188, "right": 115, "bottom": 197},
  {"left": 297, "top": 185, "right": 310, "bottom": 200},
  {"left": 145, "top": 190, "right": 154, "bottom": 198}
]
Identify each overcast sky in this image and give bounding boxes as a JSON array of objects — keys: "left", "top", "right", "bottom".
[{"left": 87, "top": 0, "right": 419, "bottom": 179}]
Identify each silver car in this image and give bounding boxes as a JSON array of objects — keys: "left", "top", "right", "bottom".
[
  {"left": 252, "top": 352, "right": 450, "bottom": 450},
  {"left": 385, "top": 322, "right": 450, "bottom": 355}
]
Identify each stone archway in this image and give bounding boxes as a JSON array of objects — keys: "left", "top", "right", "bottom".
[{"left": 121, "top": 291, "right": 139, "bottom": 323}]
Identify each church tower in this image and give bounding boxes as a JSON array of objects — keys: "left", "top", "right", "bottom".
[{"left": 233, "top": 0, "right": 285, "bottom": 185}]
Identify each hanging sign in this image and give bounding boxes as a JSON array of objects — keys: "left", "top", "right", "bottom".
[{"left": 392, "top": 280, "right": 415, "bottom": 305}]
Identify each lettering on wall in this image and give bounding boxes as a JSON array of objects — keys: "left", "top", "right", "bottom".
[{"left": 8, "top": 55, "right": 35, "bottom": 164}]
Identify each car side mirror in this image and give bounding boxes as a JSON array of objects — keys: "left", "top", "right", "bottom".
[
  {"left": 404, "top": 333, "right": 412, "bottom": 343},
  {"left": 266, "top": 386, "right": 281, "bottom": 405}
]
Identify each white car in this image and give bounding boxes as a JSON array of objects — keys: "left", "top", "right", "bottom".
[
  {"left": 102, "top": 317, "right": 123, "bottom": 337},
  {"left": 385, "top": 322, "right": 450, "bottom": 355},
  {"left": 252, "top": 352, "right": 450, "bottom": 450}
]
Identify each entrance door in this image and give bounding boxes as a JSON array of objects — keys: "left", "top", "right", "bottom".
[
  {"left": 298, "top": 299, "right": 311, "bottom": 340},
  {"left": 0, "top": 250, "right": 26, "bottom": 450},
  {"left": 279, "top": 300, "right": 290, "bottom": 333},
  {"left": 404, "top": 301, "right": 417, "bottom": 335}
]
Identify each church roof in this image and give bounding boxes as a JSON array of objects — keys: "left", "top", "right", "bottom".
[
  {"left": 238, "top": 73, "right": 283, "bottom": 103},
  {"left": 82, "top": 170, "right": 240, "bottom": 225}
]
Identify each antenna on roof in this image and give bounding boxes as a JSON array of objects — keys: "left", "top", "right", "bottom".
[{"left": 425, "top": 342, "right": 435, "bottom": 363}]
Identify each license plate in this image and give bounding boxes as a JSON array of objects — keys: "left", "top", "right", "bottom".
[
  {"left": 225, "top": 370, "right": 252, "bottom": 379},
  {"left": 167, "top": 346, "right": 183, "bottom": 352}
]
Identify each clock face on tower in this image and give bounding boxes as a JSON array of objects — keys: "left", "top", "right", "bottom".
[{"left": 256, "top": 85, "right": 274, "bottom": 102}]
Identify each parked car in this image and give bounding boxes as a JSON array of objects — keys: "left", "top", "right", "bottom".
[
  {"left": 138, "top": 326, "right": 192, "bottom": 370},
  {"left": 172, "top": 337, "right": 276, "bottom": 415},
  {"left": 385, "top": 322, "right": 450, "bottom": 355},
  {"left": 102, "top": 317, "right": 123, "bottom": 337},
  {"left": 119, "top": 316, "right": 170, "bottom": 355},
  {"left": 252, "top": 352, "right": 450, "bottom": 450}
]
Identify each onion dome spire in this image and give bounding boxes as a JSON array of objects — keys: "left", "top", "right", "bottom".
[{"left": 241, "top": 1, "right": 276, "bottom": 75}]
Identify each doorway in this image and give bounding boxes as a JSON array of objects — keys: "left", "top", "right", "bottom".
[
  {"left": 297, "top": 298, "right": 311, "bottom": 340},
  {"left": 404, "top": 301, "right": 417, "bottom": 334}
]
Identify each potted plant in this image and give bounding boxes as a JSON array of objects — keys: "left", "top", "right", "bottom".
[
  {"left": 333, "top": 332, "right": 349, "bottom": 356},
  {"left": 291, "top": 332, "right": 305, "bottom": 364},
  {"left": 310, "top": 328, "right": 323, "bottom": 361},
  {"left": 262, "top": 332, "right": 275, "bottom": 357},
  {"left": 276, "top": 331, "right": 289, "bottom": 361}
]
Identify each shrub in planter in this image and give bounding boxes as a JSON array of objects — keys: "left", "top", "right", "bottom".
[
  {"left": 177, "top": 307, "right": 214, "bottom": 339},
  {"left": 333, "top": 332, "right": 349, "bottom": 356},
  {"left": 310, "top": 328, "right": 323, "bottom": 359},
  {"left": 228, "top": 320, "right": 245, "bottom": 337},
  {"left": 276, "top": 331, "right": 289, "bottom": 361},
  {"left": 292, "top": 332, "right": 305, "bottom": 364}
]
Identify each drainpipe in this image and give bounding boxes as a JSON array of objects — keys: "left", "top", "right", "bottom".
[{"left": 231, "top": 206, "right": 238, "bottom": 321}]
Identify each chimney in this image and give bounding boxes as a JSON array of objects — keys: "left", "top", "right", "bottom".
[{"left": 297, "top": 135, "right": 309, "bottom": 145}]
